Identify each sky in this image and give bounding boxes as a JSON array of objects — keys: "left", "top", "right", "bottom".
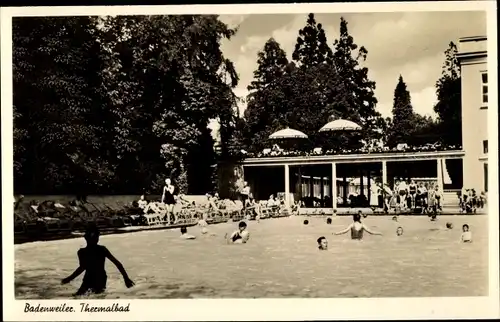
[{"left": 217, "top": 11, "right": 486, "bottom": 121}]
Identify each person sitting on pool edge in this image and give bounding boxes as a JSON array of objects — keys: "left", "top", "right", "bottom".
[
  {"left": 180, "top": 226, "right": 196, "bottom": 239},
  {"left": 317, "top": 236, "right": 328, "bottom": 250},
  {"left": 138, "top": 194, "right": 148, "bottom": 210},
  {"left": 333, "top": 213, "right": 382, "bottom": 240},
  {"left": 226, "top": 221, "right": 250, "bottom": 244},
  {"left": 61, "top": 224, "right": 134, "bottom": 296},
  {"left": 461, "top": 224, "right": 472, "bottom": 243}
]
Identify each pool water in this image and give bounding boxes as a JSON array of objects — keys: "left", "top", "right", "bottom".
[{"left": 15, "top": 215, "right": 488, "bottom": 299}]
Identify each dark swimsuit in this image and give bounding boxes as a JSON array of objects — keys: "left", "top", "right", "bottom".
[
  {"left": 409, "top": 185, "right": 416, "bottom": 195},
  {"left": 164, "top": 186, "right": 176, "bottom": 205},
  {"left": 350, "top": 225, "right": 364, "bottom": 240}
]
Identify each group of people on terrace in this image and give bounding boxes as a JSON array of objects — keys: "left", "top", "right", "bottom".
[{"left": 249, "top": 142, "right": 462, "bottom": 158}]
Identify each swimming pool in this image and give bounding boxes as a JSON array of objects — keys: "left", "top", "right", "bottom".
[{"left": 15, "top": 215, "right": 488, "bottom": 299}]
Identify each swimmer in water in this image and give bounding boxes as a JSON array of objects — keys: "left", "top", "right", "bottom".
[
  {"left": 198, "top": 213, "right": 209, "bottom": 234},
  {"left": 333, "top": 214, "right": 382, "bottom": 240},
  {"left": 226, "top": 221, "right": 250, "bottom": 244},
  {"left": 180, "top": 226, "right": 196, "bottom": 239},
  {"left": 61, "top": 224, "right": 134, "bottom": 296},
  {"left": 396, "top": 226, "right": 403, "bottom": 236},
  {"left": 303, "top": 219, "right": 309, "bottom": 225},
  {"left": 326, "top": 217, "right": 332, "bottom": 225},
  {"left": 461, "top": 224, "right": 472, "bottom": 243},
  {"left": 317, "top": 236, "right": 328, "bottom": 250}
]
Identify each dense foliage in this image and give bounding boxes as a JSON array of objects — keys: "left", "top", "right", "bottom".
[
  {"left": 240, "top": 15, "right": 386, "bottom": 154},
  {"left": 14, "top": 16, "right": 239, "bottom": 195},
  {"left": 434, "top": 42, "right": 462, "bottom": 146},
  {"left": 13, "top": 14, "right": 461, "bottom": 196}
]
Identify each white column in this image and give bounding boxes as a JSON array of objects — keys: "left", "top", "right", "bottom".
[
  {"left": 437, "top": 158, "right": 444, "bottom": 191},
  {"left": 382, "top": 161, "right": 387, "bottom": 187},
  {"left": 284, "top": 164, "right": 290, "bottom": 207},
  {"left": 332, "top": 162, "right": 337, "bottom": 212}
]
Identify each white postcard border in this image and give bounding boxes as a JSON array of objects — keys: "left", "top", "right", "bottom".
[{"left": 2, "top": 2, "right": 499, "bottom": 321}]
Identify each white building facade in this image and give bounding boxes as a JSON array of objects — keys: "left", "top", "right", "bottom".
[{"left": 457, "top": 36, "right": 488, "bottom": 193}]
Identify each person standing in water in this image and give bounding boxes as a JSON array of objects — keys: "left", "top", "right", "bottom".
[
  {"left": 333, "top": 214, "right": 383, "bottom": 240},
  {"left": 161, "top": 178, "right": 176, "bottom": 224},
  {"left": 61, "top": 225, "right": 134, "bottom": 296}
]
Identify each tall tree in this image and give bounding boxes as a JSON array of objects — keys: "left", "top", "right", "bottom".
[
  {"left": 292, "top": 13, "right": 333, "bottom": 68},
  {"left": 242, "top": 15, "right": 387, "bottom": 154},
  {"left": 248, "top": 38, "right": 289, "bottom": 93},
  {"left": 387, "top": 75, "right": 415, "bottom": 147},
  {"left": 13, "top": 16, "right": 113, "bottom": 194},
  {"left": 243, "top": 38, "right": 291, "bottom": 152},
  {"left": 331, "top": 17, "right": 384, "bottom": 143},
  {"left": 434, "top": 41, "right": 462, "bottom": 146},
  {"left": 13, "top": 15, "right": 239, "bottom": 195}
]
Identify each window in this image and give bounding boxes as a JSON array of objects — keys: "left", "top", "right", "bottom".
[
  {"left": 481, "top": 72, "right": 488, "bottom": 104},
  {"left": 484, "top": 163, "right": 488, "bottom": 192},
  {"left": 483, "top": 140, "right": 488, "bottom": 154}
]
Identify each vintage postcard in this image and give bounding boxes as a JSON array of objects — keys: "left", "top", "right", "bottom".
[{"left": 1, "top": 1, "right": 499, "bottom": 321}]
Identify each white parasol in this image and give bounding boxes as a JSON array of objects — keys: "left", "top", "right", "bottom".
[
  {"left": 319, "top": 119, "right": 362, "bottom": 132},
  {"left": 269, "top": 127, "right": 308, "bottom": 139}
]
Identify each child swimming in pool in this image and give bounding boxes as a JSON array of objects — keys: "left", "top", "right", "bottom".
[
  {"left": 198, "top": 213, "right": 209, "bottom": 234},
  {"left": 333, "top": 214, "right": 382, "bottom": 240},
  {"left": 180, "top": 226, "right": 196, "bottom": 239},
  {"left": 61, "top": 224, "right": 134, "bottom": 296},
  {"left": 396, "top": 226, "right": 403, "bottom": 236},
  {"left": 461, "top": 224, "right": 472, "bottom": 243},
  {"left": 317, "top": 236, "right": 328, "bottom": 250},
  {"left": 226, "top": 221, "right": 250, "bottom": 244}
]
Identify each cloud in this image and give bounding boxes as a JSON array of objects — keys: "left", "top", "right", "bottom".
[
  {"left": 220, "top": 11, "right": 486, "bottom": 120},
  {"left": 411, "top": 86, "right": 439, "bottom": 118},
  {"left": 219, "top": 14, "right": 250, "bottom": 28}
]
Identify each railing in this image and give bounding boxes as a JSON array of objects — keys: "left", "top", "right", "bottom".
[{"left": 246, "top": 144, "right": 463, "bottom": 159}]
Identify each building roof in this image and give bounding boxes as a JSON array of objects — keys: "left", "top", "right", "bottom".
[
  {"left": 457, "top": 36, "right": 487, "bottom": 61},
  {"left": 459, "top": 36, "right": 487, "bottom": 42}
]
